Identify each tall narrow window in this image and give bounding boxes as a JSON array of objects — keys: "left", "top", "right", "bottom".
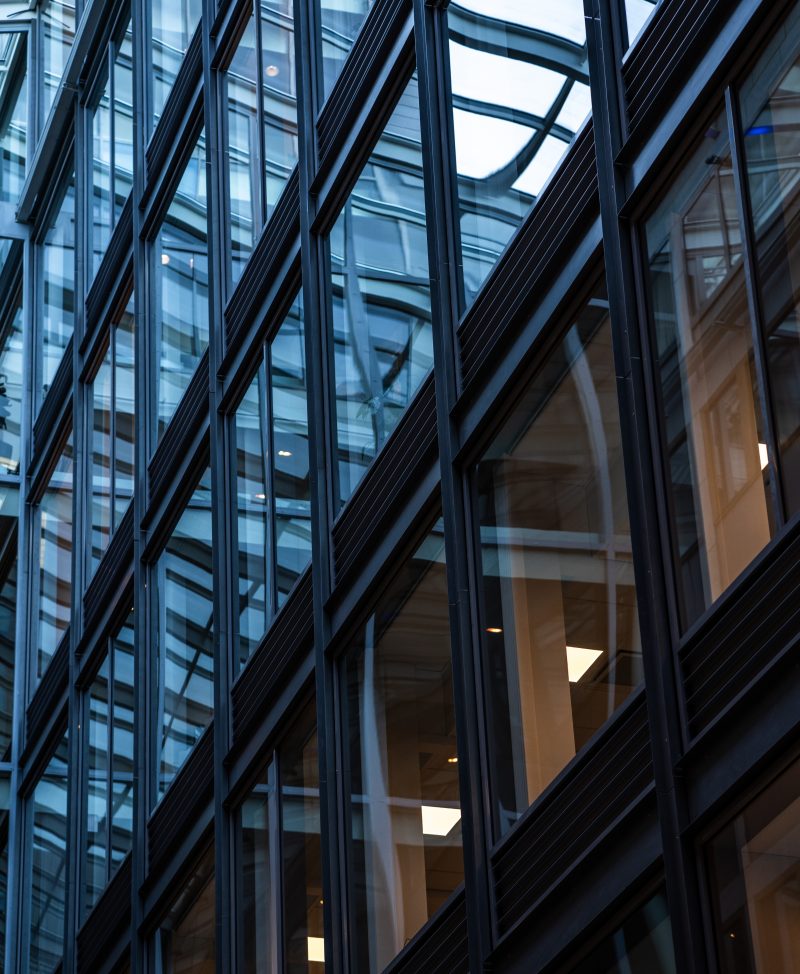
[
  {"left": 84, "top": 609, "right": 134, "bottom": 916},
  {"left": 234, "top": 290, "right": 310, "bottom": 666},
  {"left": 40, "top": 171, "right": 75, "bottom": 404},
  {"left": 151, "top": 0, "right": 202, "bottom": 129},
  {"left": 40, "top": 0, "right": 75, "bottom": 126},
  {"left": 0, "top": 776, "right": 9, "bottom": 969},
  {"left": 319, "top": 0, "right": 371, "bottom": 97},
  {"left": 645, "top": 109, "right": 775, "bottom": 630},
  {"left": 153, "top": 845, "right": 215, "bottom": 968},
  {"left": 154, "top": 131, "right": 208, "bottom": 442},
  {"left": 0, "top": 512, "right": 17, "bottom": 761},
  {"left": 0, "top": 32, "right": 27, "bottom": 202},
  {"left": 155, "top": 468, "right": 213, "bottom": 798},
  {"left": 89, "top": 289, "right": 135, "bottom": 574},
  {"left": 329, "top": 73, "right": 432, "bottom": 505},
  {"left": 0, "top": 238, "right": 24, "bottom": 476},
  {"left": 28, "top": 731, "right": 69, "bottom": 974},
  {"left": 342, "top": 523, "right": 463, "bottom": 971},
  {"left": 447, "top": 2, "right": 590, "bottom": 305},
  {"left": 474, "top": 287, "right": 642, "bottom": 837},
  {"left": 33, "top": 436, "right": 73, "bottom": 692}
]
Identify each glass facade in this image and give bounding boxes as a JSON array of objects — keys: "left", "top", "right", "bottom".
[
  {"left": 39, "top": 172, "right": 75, "bottom": 403},
  {"left": 151, "top": 0, "right": 202, "bottom": 128},
  {"left": 0, "top": 33, "right": 26, "bottom": 203}
]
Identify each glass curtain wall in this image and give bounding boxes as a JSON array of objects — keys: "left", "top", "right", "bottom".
[
  {"left": 154, "top": 846, "right": 215, "bottom": 969},
  {"left": 39, "top": 170, "right": 75, "bottom": 404},
  {"left": 0, "top": 515, "right": 16, "bottom": 761},
  {"left": 474, "top": 284, "right": 642, "bottom": 836},
  {"left": 446, "top": 1, "right": 591, "bottom": 305},
  {"left": 154, "top": 468, "right": 213, "bottom": 799},
  {"left": 83, "top": 609, "right": 134, "bottom": 916},
  {"left": 0, "top": 31, "right": 27, "bottom": 202},
  {"left": 151, "top": 0, "right": 202, "bottom": 129},
  {"left": 318, "top": 0, "right": 371, "bottom": 96},
  {"left": 88, "top": 289, "right": 135, "bottom": 575},
  {"left": 40, "top": 0, "right": 75, "bottom": 127},
  {"left": 154, "top": 130, "right": 208, "bottom": 442},
  {"left": 0, "top": 239, "right": 23, "bottom": 477},
  {"left": 329, "top": 72, "right": 432, "bottom": 506},
  {"left": 234, "top": 290, "right": 311, "bottom": 666},
  {"left": 341, "top": 523, "right": 463, "bottom": 972}
]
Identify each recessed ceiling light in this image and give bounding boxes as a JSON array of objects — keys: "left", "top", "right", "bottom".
[
  {"left": 447, "top": 756, "right": 458, "bottom": 764},
  {"left": 758, "top": 442, "right": 769, "bottom": 470},
  {"left": 421, "top": 805, "right": 461, "bottom": 836},
  {"left": 566, "top": 645, "right": 603, "bottom": 683},
  {"left": 160, "top": 253, "right": 170, "bottom": 265},
  {"left": 485, "top": 626, "right": 503, "bottom": 634},
  {"left": 278, "top": 449, "right": 292, "bottom": 457},
  {"left": 307, "top": 936, "right": 324, "bottom": 962},
  {"left": 266, "top": 64, "right": 279, "bottom": 77}
]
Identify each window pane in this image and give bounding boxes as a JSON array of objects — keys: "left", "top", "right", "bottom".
[
  {"left": 645, "top": 111, "right": 774, "bottom": 630},
  {"left": 156, "top": 132, "right": 208, "bottom": 441},
  {"left": 0, "top": 776, "right": 9, "bottom": 970},
  {"left": 330, "top": 74, "right": 432, "bottom": 505},
  {"left": 41, "top": 175, "right": 75, "bottom": 401},
  {"left": 235, "top": 367, "right": 269, "bottom": 665},
  {"left": 90, "top": 346, "right": 112, "bottom": 572},
  {"left": 29, "top": 733, "right": 69, "bottom": 974},
  {"left": 111, "top": 613, "right": 134, "bottom": 872},
  {"left": 151, "top": 0, "right": 202, "bottom": 129},
  {"left": 158, "top": 846, "right": 215, "bottom": 968},
  {"left": 475, "top": 292, "right": 642, "bottom": 836},
  {"left": 569, "top": 890, "right": 676, "bottom": 973},
  {"left": 707, "top": 757, "right": 800, "bottom": 973},
  {"left": 0, "top": 523, "right": 17, "bottom": 759},
  {"left": 448, "top": 2, "right": 590, "bottom": 305},
  {"left": 272, "top": 293, "right": 310, "bottom": 605},
  {"left": 0, "top": 239, "right": 24, "bottom": 475},
  {"left": 319, "top": 0, "right": 371, "bottom": 97},
  {"left": 282, "top": 699, "right": 323, "bottom": 974},
  {"left": 91, "top": 74, "right": 112, "bottom": 278},
  {"left": 114, "top": 292, "right": 135, "bottom": 524},
  {"left": 36, "top": 439, "right": 73, "bottom": 686},
  {"left": 113, "top": 25, "right": 133, "bottom": 220},
  {"left": 236, "top": 762, "right": 276, "bottom": 973},
  {"left": 343, "top": 525, "right": 463, "bottom": 972},
  {"left": 624, "top": 0, "right": 659, "bottom": 49},
  {"left": 226, "top": 18, "right": 258, "bottom": 285},
  {"left": 41, "top": 0, "right": 75, "bottom": 124},
  {"left": 157, "top": 470, "right": 213, "bottom": 798},
  {"left": 0, "top": 32, "right": 27, "bottom": 203},
  {"left": 739, "top": 7, "right": 800, "bottom": 517},
  {"left": 261, "top": 0, "right": 298, "bottom": 215},
  {"left": 85, "top": 657, "right": 110, "bottom": 914}
]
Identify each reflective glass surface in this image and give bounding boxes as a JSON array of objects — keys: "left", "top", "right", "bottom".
[
  {"left": 448, "top": 1, "right": 591, "bottom": 305},
  {"left": 0, "top": 239, "right": 23, "bottom": 475},
  {"left": 41, "top": 0, "right": 75, "bottom": 125},
  {"left": 113, "top": 26, "right": 133, "bottom": 219},
  {"left": 91, "top": 73, "right": 112, "bottom": 276},
  {"left": 329, "top": 74, "right": 432, "bottom": 505},
  {"left": 319, "top": 0, "right": 371, "bottom": 97},
  {"left": 343, "top": 525, "right": 463, "bottom": 972},
  {"left": 41, "top": 174, "right": 75, "bottom": 402},
  {"left": 624, "top": 0, "right": 658, "bottom": 49},
  {"left": 29, "top": 732, "right": 68, "bottom": 974},
  {"left": 35, "top": 438, "right": 73, "bottom": 688},
  {"left": 226, "top": 17, "right": 258, "bottom": 283},
  {"left": 707, "top": 757, "right": 800, "bottom": 972},
  {"left": 739, "top": 7, "right": 800, "bottom": 518},
  {"left": 0, "top": 32, "right": 26, "bottom": 203},
  {"left": 645, "top": 111, "right": 775, "bottom": 630},
  {"left": 90, "top": 345, "right": 112, "bottom": 567},
  {"left": 261, "top": 0, "right": 297, "bottom": 214},
  {"left": 237, "top": 761, "right": 276, "bottom": 973},
  {"left": 156, "top": 131, "right": 208, "bottom": 441},
  {"left": 0, "top": 776, "right": 8, "bottom": 969},
  {"left": 0, "top": 522, "right": 16, "bottom": 759},
  {"left": 476, "top": 291, "right": 642, "bottom": 836},
  {"left": 156, "top": 470, "right": 213, "bottom": 798},
  {"left": 151, "top": 0, "right": 202, "bottom": 129},
  {"left": 158, "top": 846, "right": 215, "bottom": 970}
]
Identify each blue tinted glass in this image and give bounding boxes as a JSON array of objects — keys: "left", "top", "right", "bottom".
[
  {"left": 319, "top": 0, "right": 371, "bottom": 96},
  {"left": 0, "top": 239, "right": 24, "bottom": 476},
  {"left": 151, "top": 0, "right": 202, "bottom": 128},
  {"left": 41, "top": 175, "right": 75, "bottom": 402},
  {"left": 0, "top": 32, "right": 27, "bottom": 203}
]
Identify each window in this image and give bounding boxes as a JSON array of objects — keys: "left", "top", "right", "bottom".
[
  {"left": 151, "top": 0, "right": 202, "bottom": 129},
  {"left": 40, "top": 0, "right": 75, "bottom": 127},
  {"left": 154, "top": 468, "right": 213, "bottom": 799},
  {"left": 329, "top": 72, "right": 432, "bottom": 506},
  {"left": 706, "top": 758, "right": 800, "bottom": 972},
  {"left": 88, "top": 289, "right": 135, "bottom": 575},
  {"left": 27, "top": 730, "right": 69, "bottom": 974},
  {"left": 223, "top": 0, "right": 299, "bottom": 286},
  {"left": 341, "top": 522, "right": 463, "bottom": 971},
  {"left": 234, "top": 290, "right": 310, "bottom": 666},
  {"left": 0, "top": 776, "right": 9, "bottom": 970},
  {"left": 235, "top": 696, "right": 323, "bottom": 973},
  {"left": 624, "top": 0, "right": 659, "bottom": 49},
  {"left": 0, "top": 32, "right": 27, "bottom": 202},
  {"left": 447, "top": 2, "right": 590, "bottom": 306},
  {"left": 153, "top": 845, "right": 215, "bottom": 969},
  {"left": 319, "top": 0, "right": 371, "bottom": 97},
  {"left": 83, "top": 609, "right": 134, "bottom": 917},
  {"left": 88, "top": 18, "right": 133, "bottom": 280},
  {"left": 0, "top": 510, "right": 17, "bottom": 761},
  {"left": 39, "top": 169, "right": 75, "bottom": 405},
  {"left": 0, "top": 238, "right": 24, "bottom": 476},
  {"left": 32, "top": 436, "right": 73, "bottom": 693},
  {"left": 474, "top": 286, "right": 642, "bottom": 837},
  {"left": 154, "top": 130, "right": 208, "bottom": 443}
]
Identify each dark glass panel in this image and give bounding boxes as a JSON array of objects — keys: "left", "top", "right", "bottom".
[
  {"left": 343, "top": 525, "right": 463, "bottom": 971},
  {"left": 475, "top": 292, "right": 642, "bottom": 836},
  {"left": 707, "top": 757, "right": 800, "bottom": 972},
  {"left": 113, "top": 26, "right": 133, "bottom": 219},
  {"left": 111, "top": 613, "right": 134, "bottom": 871},
  {"left": 41, "top": 175, "right": 75, "bottom": 401},
  {"left": 0, "top": 776, "right": 8, "bottom": 971},
  {"left": 29, "top": 733, "right": 69, "bottom": 974},
  {"left": 448, "top": 2, "right": 590, "bottom": 304},
  {"left": 739, "top": 6, "right": 800, "bottom": 517},
  {"left": 645, "top": 110, "right": 774, "bottom": 630},
  {"left": 0, "top": 239, "right": 24, "bottom": 476},
  {"left": 90, "top": 345, "right": 113, "bottom": 570},
  {"left": 157, "top": 470, "right": 213, "bottom": 798},
  {"left": 261, "top": 0, "right": 298, "bottom": 215},
  {"left": 114, "top": 293, "right": 135, "bottom": 523},
  {"left": 85, "top": 657, "right": 109, "bottom": 914},
  {"left": 151, "top": 0, "right": 202, "bottom": 129},
  {"left": 158, "top": 846, "right": 215, "bottom": 970},
  {"left": 236, "top": 761, "right": 276, "bottom": 973},
  {"left": 0, "top": 527, "right": 15, "bottom": 759},
  {"left": 0, "top": 32, "right": 27, "bottom": 203},
  {"left": 226, "top": 17, "right": 258, "bottom": 284},
  {"left": 41, "top": 0, "right": 75, "bottom": 124},
  {"left": 91, "top": 73, "right": 112, "bottom": 277},
  {"left": 329, "top": 74, "right": 432, "bottom": 505},
  {"left": 319, "top": 0, "right": 371, "bottom": 97}
]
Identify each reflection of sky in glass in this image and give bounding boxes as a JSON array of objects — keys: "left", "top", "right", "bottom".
[
  {"left": 455, "top": 0, "right": 585, "bottom": 44},
  {"left": 625, "top": 0, "right": 658, "bottom": 48}
]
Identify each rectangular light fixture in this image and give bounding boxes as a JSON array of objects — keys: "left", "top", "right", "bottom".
[
  {"left": 307, "top": 937, "right": 325, "bottom": 963},
  {"left": 421, "top": 805, "right": 462, "bottom": 836},
  {"left": 759, "top": 442, "right": 769, "bottom": 470},
  {"left": 566, "top": 645, "right": 603, "bottom": 683}
]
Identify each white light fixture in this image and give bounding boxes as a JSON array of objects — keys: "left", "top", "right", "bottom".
[
  {"left": 161, "top": 253, "right": 170, "bottom": 265},
  {"left": 278, "top": 449, "right": 292, "bottom": 457},
  {"left": 421, "top": 805, "right": 461, "bottom": 836},
  {"left": 253, "top": 492, "right": 267, "bottom": 502},
  {"left": 759, "top": 442, "right": 769, "bottom": 470},
  {"left": 307, "top": 937, "right": 325, "bottom": 963},
  {"left": 566, "top": 645, "right": 603, "bottom": 683},
  {"left": 266, "top": 64, "right": 279, "bottom": 77}
]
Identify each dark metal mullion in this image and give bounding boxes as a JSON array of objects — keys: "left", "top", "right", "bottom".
[{"left": 725, "top": 86, "right": 786, "bottom": 529}]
